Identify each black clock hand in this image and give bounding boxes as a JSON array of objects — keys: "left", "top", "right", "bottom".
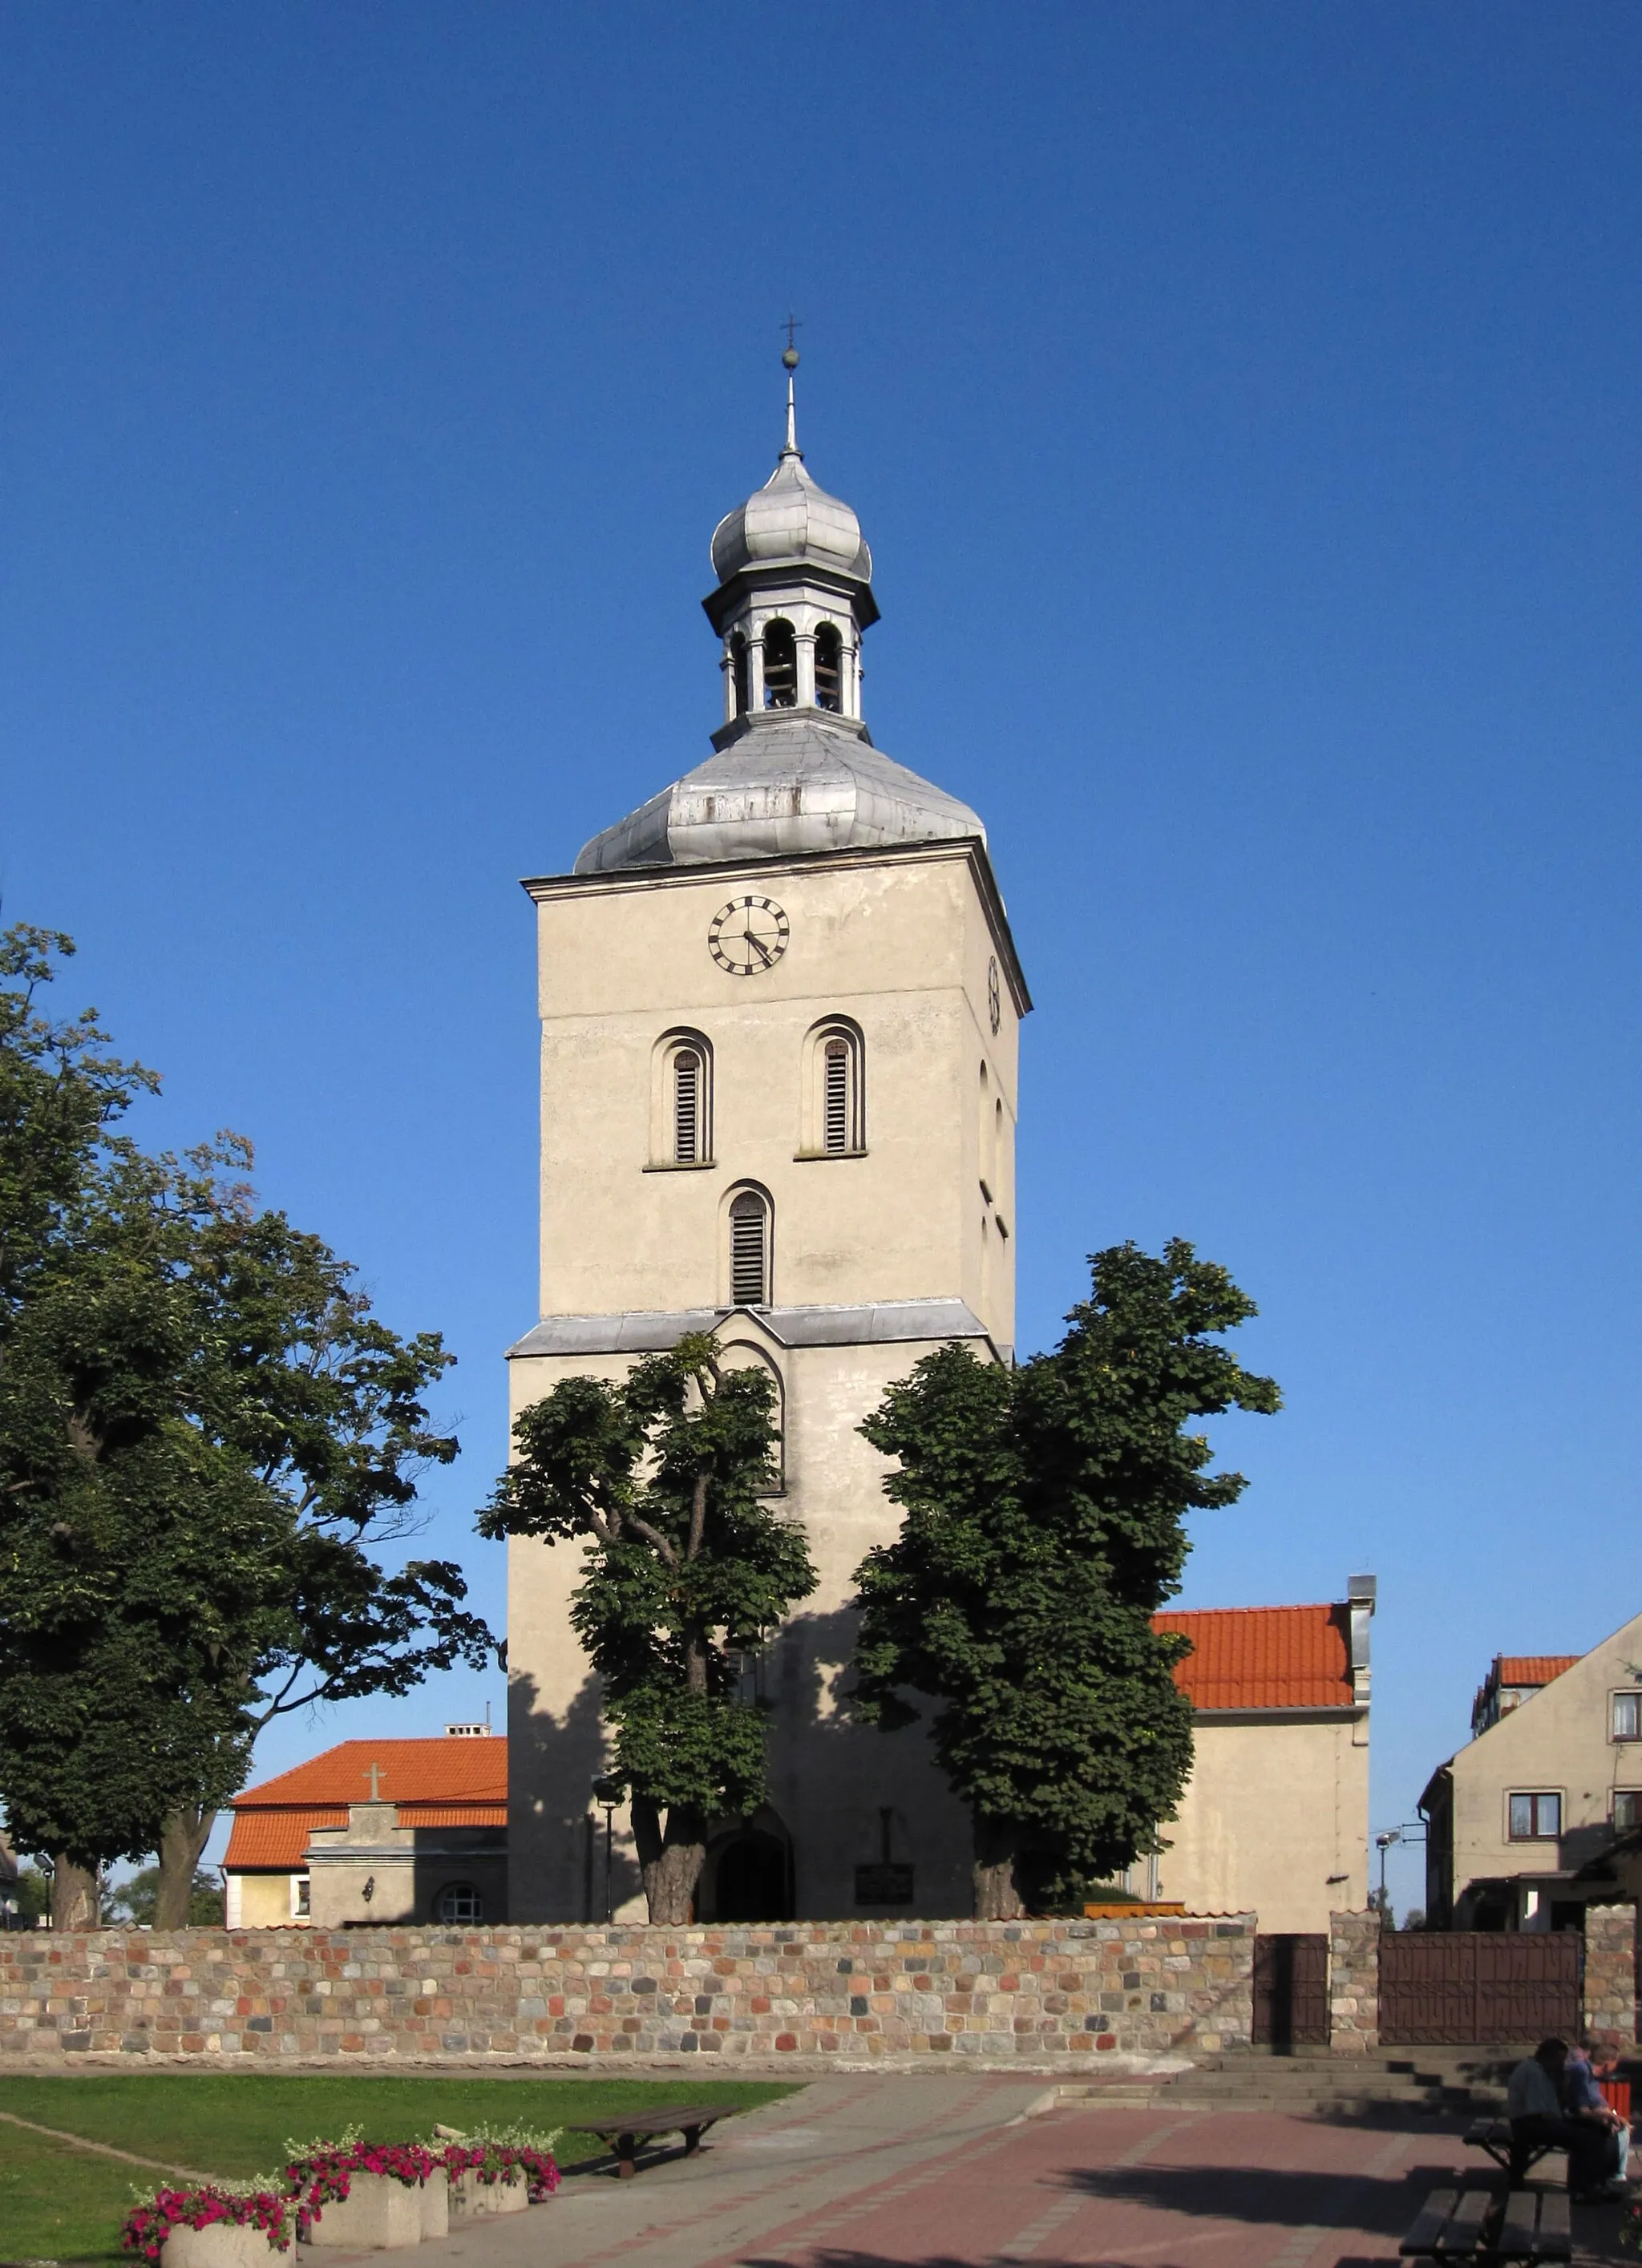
[{"left": 746, "top": 932, "right": 773, "bottom": 967}]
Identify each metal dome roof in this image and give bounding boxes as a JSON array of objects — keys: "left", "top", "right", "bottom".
[
  {"left": 574, "top": 712, "right": 982, "bottom": 875},
  {"left": 709, "top": 443, "right": 872, "bottom": 588}
]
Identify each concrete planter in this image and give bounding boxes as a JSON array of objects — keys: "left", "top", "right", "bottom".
[
  {"left": 452, "top": 2169, "right": 528, "bottom": 2217},
  {"left": 419, "top": 2176, "right": 449, "bottom": 2241},
  {"left": 305, "top": 2173, "right": 423, "bottom": 2250},
  {"left": 162, "top": 2226, "right": 281, "bottom": 2268}
]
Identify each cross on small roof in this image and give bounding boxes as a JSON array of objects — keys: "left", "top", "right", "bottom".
[{"left": 364, "top": 1761, "right": 386, "bottom": 1801}]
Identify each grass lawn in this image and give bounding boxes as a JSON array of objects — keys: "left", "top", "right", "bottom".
[{"left": 0, "top": 2072, "right": 800, "bottom": 2265}]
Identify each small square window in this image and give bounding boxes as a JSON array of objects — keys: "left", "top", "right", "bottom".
[
  {"left": 1614, "top": 1791, "right": 1642, "bottom": 1833},
  {"left": 1613, "top": 1692, "right": 1641, "bottom": 1742},
  {"left": 1509, "top": 1792, "right": 1562, "bottom": 1840}
]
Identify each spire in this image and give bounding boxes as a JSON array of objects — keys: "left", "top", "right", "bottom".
[{"left": 782, "top": 317, "right": 801, "bottom": 459}]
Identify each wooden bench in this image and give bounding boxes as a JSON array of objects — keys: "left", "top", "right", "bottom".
[
  {"left": 562, "top": 2103, "right": 734, "bottom": 2179},
  {"left": 1401, "top": 2186, "right": 1571, "bottom": 2263},
  {"left": 1465, "top": 2120, "right": 1557, "bottom": 2185}
]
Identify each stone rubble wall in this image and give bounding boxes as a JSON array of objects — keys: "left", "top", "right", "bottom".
[
  {"left": 1328, "top": 1907, "right": 1381, "bottom": 2054},
  {"left": 0, "top": 1916, "right": 1255, "bottom": 2064},
  {"left": 1582, "top": 1903, "right": 1638, "bottom": 2044}
]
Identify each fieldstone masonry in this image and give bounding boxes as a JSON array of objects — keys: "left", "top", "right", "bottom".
[
  {"left": 0, "top": 1917, "right": 1255, "bottom": 2064},
  {"left": 1328, "top": 1907, "right": 1381, "bottom": 2054},
  {"left": 1582, "top": 1902, "right": 1638, "bottom": 2044}
]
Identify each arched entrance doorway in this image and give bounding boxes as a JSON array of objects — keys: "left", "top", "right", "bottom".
[{"left": 702, "top": 1813, "right": 794, "bottom": 1922}]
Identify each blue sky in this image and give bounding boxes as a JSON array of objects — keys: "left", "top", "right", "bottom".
[{"left": 5, "top": 4, "right": 1640, "bottom": 1916}]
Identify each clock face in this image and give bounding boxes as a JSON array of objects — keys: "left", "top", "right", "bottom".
[
  {"left": 709, "top": 895, "right": 791, "bottom": 976},
  {"left": 988, "top": 956, "right": 1001, "bottom": 1035}
]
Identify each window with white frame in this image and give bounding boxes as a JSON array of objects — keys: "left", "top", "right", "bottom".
[
  {"left": 1508, "top": 1791, "right": 1562, "bottom": 1841},
  {"left": 1614, "top": 1790, "right": 1642, "bottom": 1833},
  {"left": 435, "top": 1881, "right": 483, "bottom": 1924},
  {"left": 728, "top": 1189, "right": 770, "bottom": 1306},
  {"left": 292, "top": 1875, "right": 311, "bottom": 1918},
  {"left": 1614, "top": 1691, "right": 1641, "bottom": 1742}
]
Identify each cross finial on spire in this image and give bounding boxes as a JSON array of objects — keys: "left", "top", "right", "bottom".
[{"left": 780, "top": 315, "right": 801, "bottom": 455}]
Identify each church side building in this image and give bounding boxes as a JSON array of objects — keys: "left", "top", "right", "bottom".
[{"left": 506, "top": 374, "right": 1029, "bottom": 1923}]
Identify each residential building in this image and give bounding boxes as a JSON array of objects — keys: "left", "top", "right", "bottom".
[
  {"left": 224, "top": 1731, "right": 507, "bottom": 1928},
  {"left": 1421, "top": 1611, "right": 1642, "bottom": 1929},
  {"left": 1142, "top": 1579, "right": 1374, "bottom": 1932}
]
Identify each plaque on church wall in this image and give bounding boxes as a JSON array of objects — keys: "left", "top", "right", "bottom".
[{"left": 854, "top": 1863, "right": 915, "bottom": 1906}]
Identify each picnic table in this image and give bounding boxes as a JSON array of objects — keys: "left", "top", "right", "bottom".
[
  {"left": 1401, "top": 2185, "right": 1571, "bottom": 2264},
  {"left": 562, "top": 2102, "right": 734, "bottom": 2179},
  {"left": 1465, "top": 2120, "right": 1557, "bottom": 2186}
]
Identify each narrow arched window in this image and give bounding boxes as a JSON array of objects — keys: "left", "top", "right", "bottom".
[
  {"left": 653, "top": 1030, "right": 712, "bottom": 1167},
  {"left": 729, "top": 1190, "right": 770, "bottom": 1305},
  {"left": 730, "top": 633, "right": 750, "bottom": 717},
  {"left": 823, "top": 1039, "right": 851, "bottom": 1152},
  {"left": 815, "top": 624, "right": 843, "bottom": 712},
  {"left": 803, "top": 1019, "right": 864, "bottom": 1155},
  {"left": 674, "top": 1049, "right": 703, "bottom": 1162},
  {"left": 762, "top": 620, "right": 797, "bottom": 709}
]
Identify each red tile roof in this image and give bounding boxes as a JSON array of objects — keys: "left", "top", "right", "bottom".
[
  {"left": 225, "top": 1739, "right": 507, "bottom": 1874},
  {"left": 1495, "top": 1656, "right": 1578, "bottom": 1688},
  {"left": 1155, "top": 1604, "right": 1355, "bottom": 1712}
]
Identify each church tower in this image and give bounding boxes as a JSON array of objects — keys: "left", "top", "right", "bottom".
[{"left": 506, "top": 365, "right": 1030, "bottom": 1922}]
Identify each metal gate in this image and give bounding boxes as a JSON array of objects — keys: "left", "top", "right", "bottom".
[
  {"left": 1379, "top": 1931, "right": 1581, "bottom": 2045},
  {"left": 1252, "top": 1933, "right": 1330, "bottom": 2048}
]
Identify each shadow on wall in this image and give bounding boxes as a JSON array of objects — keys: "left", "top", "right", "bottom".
[
  {"left": 511, "top": 1602, "right": 972, "bottom": 1925},
  {"left": 510, "top": 1670, "right": 643, "bottom": 1922}
]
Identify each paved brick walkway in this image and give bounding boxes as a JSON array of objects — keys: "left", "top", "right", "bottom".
[{"left": 395, "top": 2075, "right": 1636, "bottom": 2268}]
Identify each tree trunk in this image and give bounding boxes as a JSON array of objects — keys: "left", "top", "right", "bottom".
[
  {"left": 631, "top": 1794, "right": 706, "bottom": 1925},
  {"left": 973, "top": 1817, "right": 1025, "bottom": 1920},
  {"left": 155, "top": 1807, "right": 216, "bottom": 1929},
  {"left": 51, "top": 1856, "right": 99, "bottom": 1931}
]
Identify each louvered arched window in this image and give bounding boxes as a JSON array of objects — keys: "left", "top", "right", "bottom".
[
  {"left": 801, "top": 1019, "right": 864, "bottom": 1156},
  {"left": 728, "top": 1189, "right": 771, "bottom": 1306},
  {"left": 673, "top": 1048, "right": 704, "bottom": 1162},
  {"left": 651, "top": 1030, "right": 713, "bottom": 1167}
]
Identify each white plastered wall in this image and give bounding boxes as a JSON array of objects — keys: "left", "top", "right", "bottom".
[
  {"left": 1155, "top": 1713, "right": 1370, "bottom": 1934},
  {"left": 506, "top": 839, "right": 1024, "bottom": 1922}
]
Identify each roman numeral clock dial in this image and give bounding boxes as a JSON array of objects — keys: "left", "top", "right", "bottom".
[{"left": 708, "top": 895, "right": 790, "bottom": 975}]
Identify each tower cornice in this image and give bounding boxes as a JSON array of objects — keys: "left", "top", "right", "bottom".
[{"left": 520, "top": 834, "right": 1032, "bottom": 1019}]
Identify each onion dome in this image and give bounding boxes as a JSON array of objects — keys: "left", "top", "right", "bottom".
[{"left": 710, "top": 446, "right": 872, "bottom": 588}]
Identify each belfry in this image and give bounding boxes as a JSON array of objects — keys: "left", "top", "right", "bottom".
[{"left": 506, "top": 365, "right": 1030, "bottom": 1922}]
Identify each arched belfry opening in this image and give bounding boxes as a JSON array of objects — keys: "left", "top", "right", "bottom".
[
  {"left": 815, "top": 622, "right": 843, "bottom": 712},
  {"left": 762, "top": 619, "right": 797, "bottom": 709}
]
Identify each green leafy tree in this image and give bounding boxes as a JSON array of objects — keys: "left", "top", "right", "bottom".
[
  {"left": 479, "top": 1333, "right": 816, "bottom": 1922},
  {"left": 851, "top": 1239, "right": 1280, "bottom": 1918},
  {"left": 0, "top": 928, "right": 494, "bottom": 1927},
  {"left": 6, "top": 1862, "right": 54, "bottom": 1927},
  {"left": 109, "top": 1863, "right": 224, "bottom": 1927}
]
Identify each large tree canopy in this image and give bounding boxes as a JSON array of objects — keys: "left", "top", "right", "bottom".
[
  {"left": 851, "top": 1239, "right": 1280, "bottom": 1918},
  {"left": 0, "top": 927, "right": 493, "bottom": 1926},
  {"left": 479, "top": 1333, "right": 816, "bottom": 1922}
]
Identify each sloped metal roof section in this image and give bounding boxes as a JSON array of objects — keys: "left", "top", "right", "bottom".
[
  {"left": 507, "top": 1296, "right": 994, "bottom": 1360},
  {"left": 574, "top": 712, "right": 985, "bottom": 875}
]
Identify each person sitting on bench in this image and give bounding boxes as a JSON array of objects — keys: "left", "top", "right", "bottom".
[
  {"left": 1561, "top": 2031, "right": 1631, "bottom": 2196},
  {"left": 1507, "top": 2037, "right": 1616, "bottom": 2201}
]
